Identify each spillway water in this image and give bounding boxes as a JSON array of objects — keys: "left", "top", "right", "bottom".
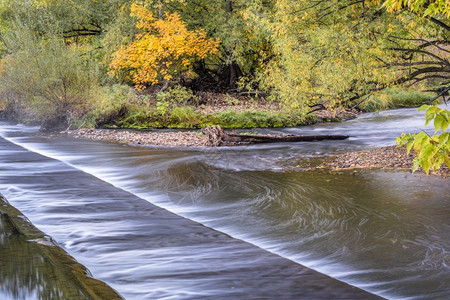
[{"left": 1, "top": 107, "right": 449, "bottom": 299}]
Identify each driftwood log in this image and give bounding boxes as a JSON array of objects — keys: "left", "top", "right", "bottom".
[{"left": 202, "top": 125, "right": 349, "bottom": 146}]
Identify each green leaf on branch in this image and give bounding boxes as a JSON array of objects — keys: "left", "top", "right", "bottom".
[
  {"left": 418, "top": 105, "right": 430, "bottom": 112},
  {"left": 397, "top": 105, "right": 449, "bottom": 175},
  {"left": 434, "top": 114, "right": 444, "bottom": 133}
]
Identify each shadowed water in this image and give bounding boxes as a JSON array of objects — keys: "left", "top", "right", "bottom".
[{"left": 1, "top": 107, "right": 449, "bottom": 299}]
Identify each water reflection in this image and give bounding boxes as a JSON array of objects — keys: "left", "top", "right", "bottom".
[
  {"left": 0, "top": 214, "right": 89, "bottom": 300},
  {"left": 0, "top": 136, "right": 380, "bottom": 299}
]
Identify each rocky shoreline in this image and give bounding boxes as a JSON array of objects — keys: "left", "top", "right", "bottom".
[
  {"left": 317, "top": 146, "right": 449, "bottom": 178},
  {"left": 59, "top": 128, "right": 449, "bottom": 178},
  {"left": 65, "top": 128, "right": 210, "bottom": 147}
]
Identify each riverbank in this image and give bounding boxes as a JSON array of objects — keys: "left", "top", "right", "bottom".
[
  {"left": 55, "top": 107, "right": 357, "bottom": 146},
  {"left": 66, "top": 128, "right": 209, "bottom": 146}
]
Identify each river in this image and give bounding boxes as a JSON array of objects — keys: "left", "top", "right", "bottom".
[{"left": 0, "top": 107, "right": 449, "bottom": 299}]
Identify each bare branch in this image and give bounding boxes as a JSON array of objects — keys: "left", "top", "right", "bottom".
[
  {"left": 429, "top": 17, "right": 450, "bottom": 32},
  {"left": 389, "top": 48, "right": 449, "bottom": 66}
]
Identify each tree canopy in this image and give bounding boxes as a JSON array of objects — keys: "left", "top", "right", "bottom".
[{"left": 0, "top": 1, "right": 448, "bottom": 131}]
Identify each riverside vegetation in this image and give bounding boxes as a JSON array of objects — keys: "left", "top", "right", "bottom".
[{"left": 0, "top": 0, "right": 448, "bottom": 173}]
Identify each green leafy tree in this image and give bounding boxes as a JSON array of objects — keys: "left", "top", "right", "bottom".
[
  {"left": 249, "top": 0, "right": 448, "bottom": 109},
  {"left": 384, "top": 0, "right": 450, "bottom": 18}
]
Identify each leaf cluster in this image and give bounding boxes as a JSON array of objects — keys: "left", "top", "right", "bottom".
[
  {"left": 396, "top": 105, "right": 449, "bottom": 174},
  {"left": 384, "top": 0, "right": 450, "bottom": 18}
]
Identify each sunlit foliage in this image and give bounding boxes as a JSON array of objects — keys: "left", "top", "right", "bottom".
[
  {"left": 397, "top": 105, "right": 449, "bottom": 174},
  {"left": 110, "top": 4, "right": 219, "bottom": 90},
  {"left": 385, "top": 0, "right": 449, "bottom": 174},
  {"left": 384, "top": 0, "right": 450, "bottom": 17}
]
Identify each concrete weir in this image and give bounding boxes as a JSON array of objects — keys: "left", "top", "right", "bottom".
[
  {"left": 0, "top": 135, "right": 384, "bottom": 299},
  {"left": 0, "top": 196, "right": 124, "bottom": 300}
]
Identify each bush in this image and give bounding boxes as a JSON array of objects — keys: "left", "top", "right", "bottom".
[
  {"left": 155, "top": 86, "right": 196, "bottom": 121},
  {"left": 156, "top": 86, "right": 196, "bottom": 105},
  {"left": 89, "top": 84, "right": 135, "bottom": 127},
  {"left": 0, "top": 30, "right": 100, "bottom": 131},
  {"left": 116, "top": 105, "right": 161, "bottom": 129}
]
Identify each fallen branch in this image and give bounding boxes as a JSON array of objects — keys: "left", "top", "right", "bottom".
[{"left": 202, "top": 125, "right": 349, "bottom": 146}]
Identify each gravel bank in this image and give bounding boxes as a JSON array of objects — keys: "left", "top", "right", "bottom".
[
  {"left": 319, "top": 146, "right": 449, "bottom": 178},
  {"left": 66, "top": 128, "right": 209, "bottom": 147}
]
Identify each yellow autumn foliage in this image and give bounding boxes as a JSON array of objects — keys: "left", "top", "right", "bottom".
[
  {"left": 383, "top": 0, "right": 450, "bottom": 18},
  {"left": 110, "top": 4, "right": 219, "bottom": 90}
]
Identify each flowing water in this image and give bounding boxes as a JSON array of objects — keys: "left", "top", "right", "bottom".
[{"left": 0, "top": 107, "right": 449, "bottom": 299}]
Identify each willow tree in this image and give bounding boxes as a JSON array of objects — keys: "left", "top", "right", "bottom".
[
  {"left": 249, "top": 0, "right": 448, "bottom": 110},
  {"left": 0, "top": 0, "right": 119, "bottom": 130},
  {"left": 382, "top": 0, "right": 449, "bottom": 101},
  {"left": 388, "top": 0, "right": 449, "bottom": 174},
  {"left": 0, "top": 0, "right": 127, "bottom": 39}
]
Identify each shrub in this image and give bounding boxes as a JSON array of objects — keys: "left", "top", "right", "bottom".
[
  {"left": 157, "top": 86, "right": 196, "bottom": 105},
  {"left": 0, "top": 31, "right": 100, "bottom": 131},
  {"left": 89, "top": 84, "right": 135, "bottom": 127},
  {"left": 156, "top": 86, "right": 196, "bottom": 121},
  {"left": 117, "top": 105, "right": 160, "bottom": 129}
]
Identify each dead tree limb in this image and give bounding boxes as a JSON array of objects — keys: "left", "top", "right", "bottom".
[{"left": 202, "top": 125, "right": 349, "bottom": 146}]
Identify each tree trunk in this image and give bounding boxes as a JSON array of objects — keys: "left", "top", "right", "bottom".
[
  {"left": 202, "top": 125, "right": 349, "bottom": 146},
  {"left": 226, "top": 133, "right": 350, "bottom": 144},
  {"left": 225, "top": 0, "right": 242, "bottom": 87},
  {"left": 225, "top": 0, "right": 232, "bottom": 13},
  {"left": 229, "top": 62, "right": 243, "bottom": 87},
  {"left": 158, "top": 0, "right": 163, "bottom": 19},
  {"left": 159, "top": 79, "right": 170, "bottom": 92}
]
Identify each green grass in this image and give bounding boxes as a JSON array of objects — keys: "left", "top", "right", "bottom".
[
  {"left": 212, "top": 109, "right": 305, "bottom": 128},
  {"left": 361, "top": 88, "right": 434, "bottom": 112},
  {"left": 113, "top": 105, "right": 319, "bottom": 130}
]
